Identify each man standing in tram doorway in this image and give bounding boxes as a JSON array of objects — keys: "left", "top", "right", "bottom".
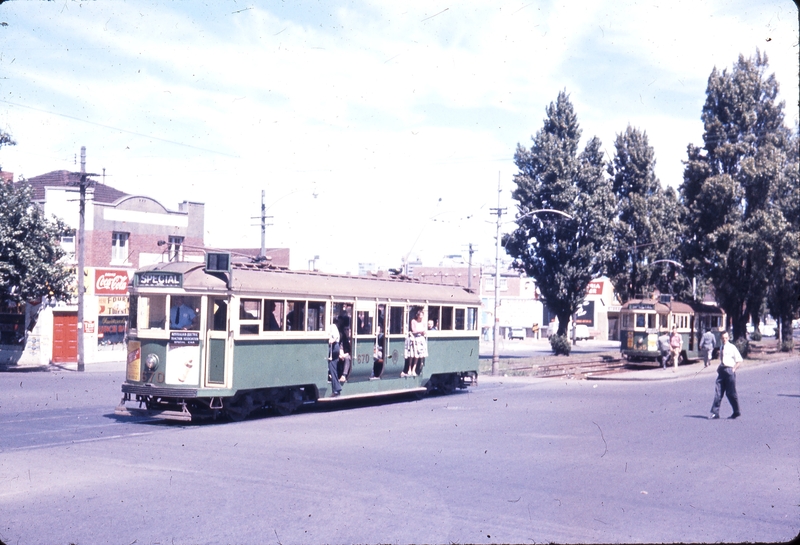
[{"left": 709, "top": 331, "right": 742, "bottom": 419}]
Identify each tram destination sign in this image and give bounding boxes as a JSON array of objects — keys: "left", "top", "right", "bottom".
[
  {"left": 628, "top": 303, "right": 655, "bottom": 310},
  {"left": 135, "top": 271, "right": 183, "bottom": 288}
]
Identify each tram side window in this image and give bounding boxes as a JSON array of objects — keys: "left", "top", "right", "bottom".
[
  {"left": 239, "top": 298, "right": 261, "bottom": 335},
  {"left": 428, "top": 306, "right": 441, "bottom": 331},
  {"left": 635, "top": 314, "right": 645, "bottom": 328},
  {"left": 648, "top": 314, "right": 656, "bottom": 329},
  {"left": 467, "top": 307, "right": 478, "bottom": 330},
  {"left": 388, "top": 306, "right": 405, "bottom": 335},
  {"left": 660, "top": 314, "right": 669, "bottom": 329},
  {"left": 307, "top": 301, "right": 326, "bottom": 331},
  {"left": 286, "top": 301, "right": 306, "bottom": 331},
  {"left": 264, "top": 300, "right": 284, "bottom": 331},
  {"left": 356, "top": 309, "right": 373, "bottom": 335},
  {"left": 440, "top": 306, "right": 454, "bottom": 330},
  {"left": 710, "top": 315, "right": 721, "bottom": 328},
  {"left": 455, "top": 308, "right": 466, "bottom": 330},
  {"left": 621, "top": 313, "right": 632, "bottom": 329}
]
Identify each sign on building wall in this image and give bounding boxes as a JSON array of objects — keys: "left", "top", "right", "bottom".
[
  {"left": 586, "top": 281, "right": 604, "bottom": 295},
  {"left": 574, "top": 300, "right": 595, "bottom": 327},
  {"left": 95, "top": 269, "right": 130, "bottom": 295}
]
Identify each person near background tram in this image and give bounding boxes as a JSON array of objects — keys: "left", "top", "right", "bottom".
[
  {"left": 657, "top": 331, "right": 671, "bottom": 369},
  {"left": 699, "top": 326, "right": 717, "bottom": 368},
  {"left": 402, "top": 308, "right": 427, "bottom": 377},
  {"left": 170, "top": 296, "right": 197, "bottom": 330},
  {"left": 669, "top": 326, "right": 682, "bottom": 367},
  {"left": 709, "top": 330, "right": 742, "bottom": 419},
  {"left": 335, "top": 312, "right": 352, "bottom": 383}
]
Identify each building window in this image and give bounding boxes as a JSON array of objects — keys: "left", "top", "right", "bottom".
[
  {"left": 168, "top": 236, "right": 184, "bottom": 261},
  {"left": 111, "top": 232, "right": 129, "bottom": 263}
]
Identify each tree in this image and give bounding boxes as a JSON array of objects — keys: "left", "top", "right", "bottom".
[
  {"left": 606, "top": 125, "right": 688, "bottom": 302},
  {"left": 680, "top": 51, "right": 792, "bottom": 340},
  {"left": 1, "top": 132, "right": 72, "bottom": 305},
  {"left": 505, "top": 91, "right": 616, "bottom": 342}
]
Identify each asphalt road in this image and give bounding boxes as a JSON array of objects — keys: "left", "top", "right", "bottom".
[{"left": 1, "top": 356, "right": 798, "bottom": 544}]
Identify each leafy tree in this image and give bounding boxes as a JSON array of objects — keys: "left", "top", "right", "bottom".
[
  {"left": 680, "top": 51, "right": 792, "bottom": 340},
  {"left": 1, "top": 133, "right": 72, "bottom": 305},
  {"left": 606, "top": 126, "right": 688, "bottom": 302},
  {"left": 505, "top": 91, "right": 616, "bottom": 342},
  {"left": 765, "top": 125, "right": 800, "bottom": 347}
]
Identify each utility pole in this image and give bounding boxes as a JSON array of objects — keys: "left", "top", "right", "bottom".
[
  {"left": 490, "top": 173, "right": 506, "bottom": 376},
  {"left": 466, "top": 242, "right": 475, "bottom": 291},
  {"left": 76, "top": 148, "right": 89, "bottom": 372},
  {"left": 252, "top": 190, "right": 273, "bottom": 260}
]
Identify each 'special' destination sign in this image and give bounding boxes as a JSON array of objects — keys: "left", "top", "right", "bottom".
[{"left": 135, "top": 271, "right": 183, "bottom": 288}]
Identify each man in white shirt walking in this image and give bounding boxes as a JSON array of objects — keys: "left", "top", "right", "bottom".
[{"left": 709, "top": 331, "right": 742, "bottom": 419}]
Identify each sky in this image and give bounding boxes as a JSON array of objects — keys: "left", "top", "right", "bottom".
[{"left": 0, "top": 0, "right": 797, "bottom": 274}]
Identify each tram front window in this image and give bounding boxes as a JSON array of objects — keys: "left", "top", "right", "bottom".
[
  {"left": 134, "top": 295, "right": 168, "bottom": 330},
  {"left": 170, "top": 295, "right": 201, "bottom": 331}
]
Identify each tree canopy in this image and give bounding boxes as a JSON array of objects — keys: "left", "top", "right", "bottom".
[
  {"left": 0, "top": 134, "right": 72, "bottom": 305},
  {"left": 505, "top": 91, "right": 615, "bottom": 339},
  {"left": 606, "top": 125, "right": 688, "bottom": 302},
  {"left": 680, "top": 51, "right": 797, "bottom": 340}
]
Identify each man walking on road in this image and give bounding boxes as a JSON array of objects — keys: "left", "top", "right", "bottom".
[
  {"left": 709, "top": 331, "right": 742, "bottom": 419},
  {"left": 699, "top": 326, "right": 716, "bottom": 367}
]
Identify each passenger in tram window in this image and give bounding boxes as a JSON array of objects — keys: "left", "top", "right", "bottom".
[
  {"left": 170, "top": 296, "right": 197, "bottom": 330},
  {"left": 402, "top": 307, "right": 428, "bottom": 377},
  {"left": 326, "top": 321, "right": 342, "bottom": 396},
  {"left": 357, "top": 311, "right": 371, "bottom": 334},
  {"left": 266, "top": 301, "right": 281, "bottom": 331},
  {"left": 428, "top": 319, "right": 437, "bottom": 331}
]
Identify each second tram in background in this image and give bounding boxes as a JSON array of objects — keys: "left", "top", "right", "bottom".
[
  {"left": 115, "top": 252, "right": 480, "bottom": 421},
  {"left": 619, "top": 293, "right": 725, "bottom": 365}
]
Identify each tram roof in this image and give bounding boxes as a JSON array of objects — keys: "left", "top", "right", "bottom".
[
  {"left": 135, "top": 261, "right": 480, "bottom": 305},
  {"left": 621, "top": 297, "right": 723, "bottom": 315}
]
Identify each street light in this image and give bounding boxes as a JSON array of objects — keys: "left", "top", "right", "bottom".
[{"left": 491, "top": 207, "right": 574, "bottom": 376}]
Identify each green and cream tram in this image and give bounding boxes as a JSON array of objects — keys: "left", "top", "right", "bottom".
[
  {"left": 619, "top": 294, "right": 725, "bottom": 365},
  {"left": 115, "top": 253, "right": 480, "bottom": 421}
]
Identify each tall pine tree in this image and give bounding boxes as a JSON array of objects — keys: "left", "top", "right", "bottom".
[
  {"left": 505, "top": 91, "right": 615, "bottom": 341},
  {"left": 680, "top": 51, "right": 792, "bottom": 340}
]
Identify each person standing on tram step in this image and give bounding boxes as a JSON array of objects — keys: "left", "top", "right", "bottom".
[
  {"left": 326, "top": 321, "right": 342, "bottom": 396},
  {"left": 403, "top": 308, "right": 428, "bottom": 377},
  {"left": 699, "top": 326, "right": 717, "bottom": 368},
  {"left": 669, "top": 327, "right": 682, "bottom": 368},
  {"left": 170, "top": 296, "right": 197, "bottom": 330},
  {"left": 335, "top": 312, "right": 352, "bottom": 383},
  {"left": 709, "top": 330, "right": 742, "bottom": 419},
  {"left": 657, "top": 331, "right": 671, "bottom": 369}
]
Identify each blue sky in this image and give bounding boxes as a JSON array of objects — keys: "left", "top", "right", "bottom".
[{"left": 0, "top": 0, "right": 797, "bottom": 274}]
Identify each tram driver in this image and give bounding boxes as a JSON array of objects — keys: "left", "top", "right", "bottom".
[{"left": 170, "top": 296, "right": 198, "bottom": 330}]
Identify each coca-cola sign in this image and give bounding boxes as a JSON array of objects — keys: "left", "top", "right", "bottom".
[{"left": 95, "top": 269, "right": 130, "bottom": 295}]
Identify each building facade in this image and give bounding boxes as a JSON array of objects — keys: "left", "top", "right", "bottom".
[{"left": 1, "top": 170, "right": 205, "bottom": 367}]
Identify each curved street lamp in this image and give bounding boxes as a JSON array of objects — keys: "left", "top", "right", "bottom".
[{"left": 491, "top": 208, "right": 574, "bottom": 375}]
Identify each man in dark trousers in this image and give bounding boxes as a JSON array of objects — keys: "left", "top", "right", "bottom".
[{"left": 709, "top": 330, "right": 742, "bottom": 419}]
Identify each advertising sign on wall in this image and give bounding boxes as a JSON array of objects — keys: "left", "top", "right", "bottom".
[{"left": 95, "top": 269, "right": 130, "bottom": 295}]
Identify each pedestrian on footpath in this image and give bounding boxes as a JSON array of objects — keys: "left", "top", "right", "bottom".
[
  {"left": 657, "top": 331, "right": 671, "bottom": 369},
  {"left": 699, "top": 326, "right": 717, "bottom": 367},
  {"left": 709, "top": 331, "right": 742, "bottom": 419}
]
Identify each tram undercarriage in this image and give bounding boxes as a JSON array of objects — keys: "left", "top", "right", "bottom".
[{"left": 115, "top": 372, "right": 477, "bottom": 422}]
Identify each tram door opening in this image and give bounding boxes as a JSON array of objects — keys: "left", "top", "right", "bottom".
[
  {"left": 352, "top": 301, "right": 377, "bottom": 382},
  {"left": 206, "top": 298, "right": 229, "bottom": 385}
]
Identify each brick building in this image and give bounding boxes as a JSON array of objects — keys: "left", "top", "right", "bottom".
[{"left": 1, "top": 170, "right": 206, "bottom": 367}]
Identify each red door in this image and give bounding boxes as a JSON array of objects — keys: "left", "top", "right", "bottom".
[{"left": 52, "top": 313, "right": 78, "bottom": 363}]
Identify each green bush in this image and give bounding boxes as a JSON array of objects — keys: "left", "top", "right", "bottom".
[
  {"left": 734, "top": 338, "right": 749, "bottom": 358},
  {"left": 549, "top": 334, "right": 571, "bottom": 356},
  {"left": 749, "top": 330, "right": 762, "bottom": 341},
  {"left": 780, "top": 339, "right": 794, "bottom": 352}
]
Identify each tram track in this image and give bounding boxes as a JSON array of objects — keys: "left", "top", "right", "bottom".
[{"left": 481, "top": 353, "right": 629, "bottom": 379}]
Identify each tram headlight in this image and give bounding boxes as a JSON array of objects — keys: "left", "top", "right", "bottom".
[{"left": 145, "top": 353, "right": 159, "bottom": 370}]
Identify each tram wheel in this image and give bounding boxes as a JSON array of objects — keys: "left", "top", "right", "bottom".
[
  {"left": 225, "top": 394, "right": 254, "bottom": 421},
  {"left": 272, "top": 387, "right": 303, "bottom": 416}
]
